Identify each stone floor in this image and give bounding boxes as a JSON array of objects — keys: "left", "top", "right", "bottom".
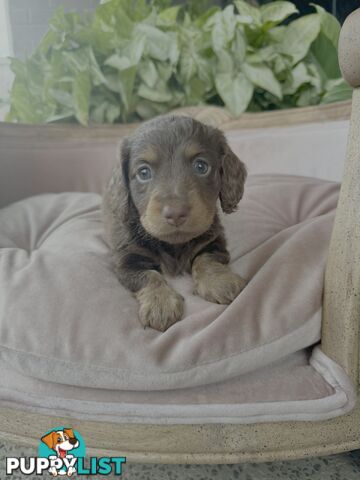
[{"left": 0, "top": 442, "right": 359, "bottom": 479}]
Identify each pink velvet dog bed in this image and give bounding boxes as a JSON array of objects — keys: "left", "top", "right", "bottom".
[{"left": 0, "top": 172, "right": 356, "bottom": 423}]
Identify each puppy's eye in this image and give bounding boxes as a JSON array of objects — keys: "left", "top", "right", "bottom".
[
  {"left": 136, "top": 165, "right": 152, "bottom": 182},
  {"left": 192, "top": 158, "right": 210, "bottom": 176}
]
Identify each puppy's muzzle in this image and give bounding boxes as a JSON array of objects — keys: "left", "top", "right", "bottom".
[{"left": 162, "top": 203, "right": 190, "bottom": 227}]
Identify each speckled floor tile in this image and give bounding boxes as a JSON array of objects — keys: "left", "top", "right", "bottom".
[{"left": 1, "top": 441, "right": 359, "bottom": 479}]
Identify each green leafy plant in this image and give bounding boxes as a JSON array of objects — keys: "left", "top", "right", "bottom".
[{"left": 6, "top": 0, "right": 352, "bottom": 125}]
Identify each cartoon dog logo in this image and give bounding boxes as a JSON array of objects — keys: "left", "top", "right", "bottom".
[{"left": 41, "top": 428, "right": 79, "bottom": 477}]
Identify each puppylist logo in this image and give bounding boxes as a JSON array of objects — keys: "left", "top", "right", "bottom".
[{"left": 6, "top": 426, "right": 126, "bottom": 476}]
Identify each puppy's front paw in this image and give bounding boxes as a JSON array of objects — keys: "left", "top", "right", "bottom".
[
  {"left": 192, "top": 255, "right": 246, "bottom": 304},
  {"left": 195, "top": 270, "right": 246, "bottom": 304},
  {"left": 136, "top": 282, "right": 184, "bottom": 332}
]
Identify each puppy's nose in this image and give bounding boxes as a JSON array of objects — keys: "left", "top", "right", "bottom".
[
  {"left": 162, "top": 204, "right": 189, "bottom": 226},
  {"left": 69, "top": 438, "right": 78, "bottom": 446}
]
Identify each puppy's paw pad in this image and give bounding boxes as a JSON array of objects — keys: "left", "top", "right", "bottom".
[
  {"left": 195, "top": 271, "right": 246, "bottom": 304},
  {"left": 137, "top": 284, "right": 184, "bottom": 332}
]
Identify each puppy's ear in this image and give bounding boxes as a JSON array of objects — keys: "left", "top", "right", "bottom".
[
  {"left": 219, "top": 137, "right": 247, "bottom": 214},
  {"left": 103, "top": 137, "right": 131, "bottom": 226},
  {"left": 64, "top": 428, "right": 75, "bottom": 440},
  {"left": 41, "top": 431, "right": 57, "bottom": 450}
]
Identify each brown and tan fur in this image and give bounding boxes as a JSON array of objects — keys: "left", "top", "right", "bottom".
[{"left": 102, "top": 115, "right": 247, "bottom": 331}]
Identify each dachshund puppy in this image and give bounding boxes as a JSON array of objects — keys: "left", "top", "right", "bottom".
[{"left": 103, "top": 115, "right": 247, "bottom": 331}]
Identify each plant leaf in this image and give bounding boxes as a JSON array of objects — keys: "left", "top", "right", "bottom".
[
  {"left": 73, "top": 71, "right": 91, "bottom": 125},
  {"left": 136, "top": 23, "right": 175, "bottom": 61},
  {"left": 105, "top": 103, "right": 121, "bottom": 123},
  {"left": 282, "top": 62, "right": 311, "bottom": 95},
  {"left": 91, "top": 101, "right": 108, "bottom": 123},
  {"left": 118, "top": 66, "right": 137, "bottom": 112},
  {"left": 211, "top": 6, "right": 237, "bottom": 52},
  {"left": 215, "top": 49, "right": 234, "bottom": 75},
  {"left": 234, "top": 0, "right": 261, "bottom": 26},
  {"left": 279, "top": 14, "right": 321, "bottom": 65},
  {"left": 311, "top": 3, "right": 340, "bottom": 48},
  {"left": 9, "top": 83, "right": 42, "bottom": 123},
  {"left": 215, "top": 71, "right": 253, "bottom": 116},
  {"left": 88, "top": 46, "right": 108, "bottom": 86},
  {"left": 196, "top": 6, "right": 220, "bottom": 28},
  {"left": 138, "top": 82, "right": 173, "bottom": 102},
  {"left": 50, "top": 89, "right": 73, "bottom": 107},
  {"left": 138, "top": 60, "right": 158, "bottom": 88},
  {"left": 179, "top": 49, "right": 197, "bottom": 81},
  {"left": 105, "top": 54, "right": 133, "bottom": 70},
  {"left": 232, "top": 29, "right": 246, "bottom": 66},
  {"left": 63, "top": 48, "right": 90, "bottom": 73},
  {"left": 243, "top": 63, "right": 282, "bottom": 99},
  {"left": 261, "top": 1, "right": 298, "bottom": 25},
  {"left": 46, "top": 111, "right": 74, "bottom": 123},
  {"left": 310, "top": 31, "right": 341, "bottom": 79},
  {"left": 157, "top": 5, "right": 181, "bottom": 25},
  {"left": 321, "top": 79, "right": 353, "bottom": 104},
  {"left": 135, "top": 98, "right": 168, "bottom": 119}
]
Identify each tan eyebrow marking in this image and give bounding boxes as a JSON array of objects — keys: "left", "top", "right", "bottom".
[
  {"left": 138, "top": 146, "right": 158, "bottom": 165},
  {"left": 184, "top": 142, "right": 205, "bottom": 159}
]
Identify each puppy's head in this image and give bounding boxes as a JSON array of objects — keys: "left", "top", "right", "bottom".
[
  {"left": 113, "top": 115, "right": 246, "bottom": 244},
  {"left": 41, "top": 428, "right": 79, "bottom": 458}
]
